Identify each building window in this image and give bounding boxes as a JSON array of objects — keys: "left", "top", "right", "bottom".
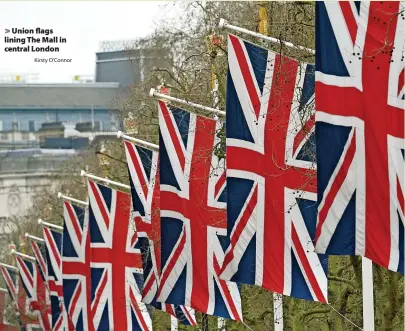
[
  {"left": 29, "top": 120, "right": 36, "bottom": 132},
  {"left": 22, "top": 132, "right": 30, "bottom": 140},
  {"left": 94, "top": 121, "right": 103, "bottom": 131},
  {"left": 1, "top": 132, "right": 8, "bottom": 140},
  {"left": 11, "top": 121, "right": 19, "bottom": 131},
  {"left": 110, "top": 121, "right": 118, "bottom": 131}
]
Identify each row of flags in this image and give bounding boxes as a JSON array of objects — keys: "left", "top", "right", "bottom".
[
  {"left": 0, "top": 288, "right": 19, "bottom": 331},
  {"left": 1, "top": 256, "right": 46, "bottom": 330},
  {"left": 0, "top": 1, "right": 403, "bottom": 330},
  {"left": 0, "top": 262, "right": 40, "bottom": 331}
]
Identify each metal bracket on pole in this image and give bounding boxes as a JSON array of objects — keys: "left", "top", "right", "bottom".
[
  {"left": 218, "top": 18, "right": 315, "bottom": 54},
  {"left": 25, "top": 233, "right": 45, "bottom": 243},
  {"left": 80, "top": 170, "right": 131, "bottom": 190},
  {"left": 0, "top": 262, "right": 18, "bottom": 272},
  {"left": 117, "top": 131, "right": 159, "bottom": 151},
  {"left": 38, "top": 219, "right": 63, "bottom": 232},
  {"left": 149, "top": 88, "right": 226, "bottom": 118},
  {"left": 57, "top": 192, "right": 88, "bottom": 207},
  {"left": 10, "top": 249, "right": 36, "bottom": 263}
]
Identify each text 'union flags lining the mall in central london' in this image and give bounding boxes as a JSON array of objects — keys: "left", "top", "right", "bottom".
[
  {"left": 314, "top": 1, "right": 404, "bottom": 275},
  {"left": 87, "top": 179, "right": 152, "bottom": 331},
  {"left": 219, "top": 34, "right": 328, "bottom": 303},
  {"left": 123, "top": 139, "right": 197, "bottom": 326},
  {"left": 157, "top": 100, "right": 243, "bottom": 320}
]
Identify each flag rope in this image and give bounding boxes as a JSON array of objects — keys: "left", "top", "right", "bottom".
[
  {"left": 327, "top": 303, "right": 363, "bottom": 331},
  {"left": 241, "top": 320, "right": 255, "bottom": 331}
]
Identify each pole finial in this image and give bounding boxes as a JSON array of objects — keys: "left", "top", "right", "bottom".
[
  {"left": 80, "top": 170, "right": 86, "bottom": 177},
  {"left": 149, "top": 88, "right": 156, "bottom": 98},
  {"left": 117, "top": 131, "right": 123, "bottom": 139},
  {"left": 218, "top": 18, "right": 227, "bottom": 29}
]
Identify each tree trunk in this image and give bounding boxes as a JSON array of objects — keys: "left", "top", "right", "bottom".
[
  {"left": 202, "top": 313, "right": 209, "bottom": 331},
  {"left": 382, "top": 272, "right": 401, "bottom": 331}
]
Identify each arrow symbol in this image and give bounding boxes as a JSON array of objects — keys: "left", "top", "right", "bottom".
[{"left": 5, "top": 29, "right": 10, "bottom": 33}]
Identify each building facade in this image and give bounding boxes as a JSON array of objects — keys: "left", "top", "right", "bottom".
[
  {"left": 95, "top": 43, "right": 168, "bottom": 86},
  {"left": 0, "top": 82, "right": 121, "bottom": 240},
  {"left": 0, "top": 83, "right": 120, "bottom": 142}
]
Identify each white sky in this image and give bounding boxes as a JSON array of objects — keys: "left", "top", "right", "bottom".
[{"left": 0, "top": 1, "right": 168, "bottom": 83}]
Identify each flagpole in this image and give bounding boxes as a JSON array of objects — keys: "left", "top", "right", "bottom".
[
  {"left": 57, "top": 192, "right": 88, "bottom": 207},
  {"left": 253, "top": 4, "right": 285, "bottom": 329},
  {"left": 149, "top": 88, "right": 226, "bottom": 118},
  {"left": 170, "top": 315, "right": 178, "bottom": 331},
  {"left": 0, "top": 262, "right": 18, "bottom": 272},
  {"left": 37, "top": 219, "right": 63, "bottom": 232},
  {"left": 206, "top": 31, "right": 226, "bottom": 331},
  {"left": 218, "top": 18, "right": 315, "bottom": 54},
  {"left": 273, "top": 293, "right": 284, "bottom": 331},
  {"left": 362, "top": 257, "right": 375, "bottom": 331},
  {"left": 117, "top": 131, "right": 159, "bottom": 151},
  {"left": 5, "top": 244, "right": 24, "bottom": 319},
  {"left": 24, "top": 233, "right": 45, "bottom": 244},
  {"left": 10, "top": 250, "right": 36, "bottom": 263},
  {"left": 80, "top": 170, "right": 131, "bottom": 190},
  {"left": 0, "top": 264, "right": 20, "bottom": 320}
]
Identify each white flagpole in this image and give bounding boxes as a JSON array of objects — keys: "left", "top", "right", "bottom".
[
  {"left": 218, "top": 18, "right": 315, "bottom": 54},
  {"left": 149, "top": 88, "right": 226, "bottom": 118},
  {"left": 273, "top": 293, "right": 284, "bottom": 331},
  {"left": 0, "top": 262, "right": 18, "bottom": 272},
  {"left": 218, "top": 317, "right": 226, "bottom": 330},
  {"left": 38, "top": 219, "right": 63, "bottom": 232},
  {"left": 362, "top": 257, "right": 375, "bottom": 331},
  {"left": 170, "top": 315, "right": 178, "bottom": 331},
  {"left": 25, "top": 233, "right": 45, "bottom": 243},
  {"left": 57, "top": 192, "right": 88, "bottom": 207},
  {"left": 209, "top": 38, "right": 226, "bottom": 331},
  {"left": 80, "top": 170, "right": 131, "bottom": 190},
  {"left": 117, "top": 131, "right": 159, "bottom": 151},
  {"left": 10, "top": 249, "right": 36, "bottom": 263}
]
